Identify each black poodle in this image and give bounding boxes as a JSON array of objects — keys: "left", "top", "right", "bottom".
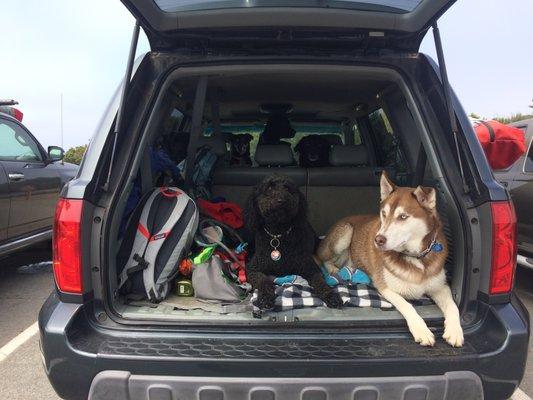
[{"left": 244, "top": 174, "right": 342, "bottom": 309}]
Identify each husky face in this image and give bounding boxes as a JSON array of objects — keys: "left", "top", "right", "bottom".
[{"left": 375, "top": 172, "right": 437, "bottom": 253}]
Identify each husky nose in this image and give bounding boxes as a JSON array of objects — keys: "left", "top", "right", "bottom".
[{"left": 375, "top": 235, "right": 387, "bottom": 247}]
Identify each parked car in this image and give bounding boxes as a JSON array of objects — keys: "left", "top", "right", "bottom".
[
  {"left": 494, "top": 118, "right": 533, "bottom": 269},
  {"left": 39, "top": 1, "right": 529, "bottom": 400},
  {"left": 0, "top": 108, "right": 77, "bottom": 257}
]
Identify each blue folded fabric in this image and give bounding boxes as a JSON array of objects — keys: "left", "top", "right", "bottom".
[
  {"left": 320, "top": 265, "right": 371, "bottom": 287},
  {"left": 272, "top": 266, "right": 371, "bottom": 288}
]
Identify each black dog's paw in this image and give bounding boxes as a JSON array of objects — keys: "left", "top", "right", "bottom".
[
  {"left": 257, "top": 287, "right": 276, "bottom": 309},
  {"left": 323, "top": 291, "right": 343, "bottom": 309},
  {"left": 257, "top": 279, "right": 276, "bottom": 310}
]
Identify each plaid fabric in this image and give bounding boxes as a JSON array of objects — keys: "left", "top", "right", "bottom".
[
  {"left": 251, "top": 281, "right": 394, "bottom": 315},
  {"left": 251, "top": 277, "right": 434, "bottom": 316},
  {"left": 336, "top": 284, "right": 393, "bottom": 308}
]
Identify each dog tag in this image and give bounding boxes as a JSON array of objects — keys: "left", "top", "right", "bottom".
[
  {"left": 271, "top": 250, "right": 281, "bottom": 261},
  {"left": 432, "top": 242, "right": 443, "bottom": 252}
]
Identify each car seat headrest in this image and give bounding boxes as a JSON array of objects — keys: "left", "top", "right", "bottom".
[
  {"left": 255, "top": 145, "right": 295, "bottom": 166},
  {"left": 329, "top": 145, "right": 368, "bottom": 166},
  {"left": 320, "top": 134, "right": 343, "bottom": 146},
  {"left": 196, "top": 135, "right": 228, "bottom": 157}
]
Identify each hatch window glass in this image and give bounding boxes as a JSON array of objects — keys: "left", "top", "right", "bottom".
[
  {"left": 154, "top": 0, "right": 423, "bottom": 13},
  {"left": 0, "top": 120, "right": 42, "bottom": 162}
]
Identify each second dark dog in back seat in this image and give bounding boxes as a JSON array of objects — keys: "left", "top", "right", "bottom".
[
  {"left": 229, "top": 134, "right": 253, "bottom": 166},
  {"left": 295, "top": 135, "right": 332, "bottom": 167}
]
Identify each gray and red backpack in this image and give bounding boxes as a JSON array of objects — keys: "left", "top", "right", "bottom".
[{"left": 117, "top": 187, "right": 199, "bottom": 302}]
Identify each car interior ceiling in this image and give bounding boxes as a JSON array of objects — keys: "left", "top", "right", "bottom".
[{"left": 111, "top": 69, "right": 462, "bottom": 322}]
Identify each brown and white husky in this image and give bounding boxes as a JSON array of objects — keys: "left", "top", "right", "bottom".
[{"left": 317, "top": 171, "right": 463, "bottom": 347}]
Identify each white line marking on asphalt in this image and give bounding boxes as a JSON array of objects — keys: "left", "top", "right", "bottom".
[
  {"left": 512, "top": 388, "right": 533, "bottom": 400},
  {"left": 0, "top": 321, "right": 39, "bottom": 362}
]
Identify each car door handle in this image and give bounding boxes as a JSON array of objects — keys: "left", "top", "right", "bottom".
[{"left": 8, "top": 173, "right": 25, "bottom": 181}]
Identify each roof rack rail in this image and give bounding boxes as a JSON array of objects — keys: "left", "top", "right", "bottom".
[{"left": 0, "top": 99, "right": 18, "bottom": 107}]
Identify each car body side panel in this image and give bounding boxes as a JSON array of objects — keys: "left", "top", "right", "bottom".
[
  {"left": 510, "top": 126, "right": 533, "bottom": 255},
  {"left": 3, "top": 159, "right": 62, "bottom": 237},
  {"left": 0, "top": 163, "right": 10, "bottom": 241}
]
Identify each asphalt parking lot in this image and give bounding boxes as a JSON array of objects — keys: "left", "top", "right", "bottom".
[{"left": 0, "top": 248, "right": 531, "bottom": 400}]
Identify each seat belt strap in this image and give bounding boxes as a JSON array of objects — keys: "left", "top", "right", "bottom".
[
  {"left": 140, "top": 148, "right": 152, "bottom": 193},
  {"left": 184, "top": 77, "right": 208, "bottom": 192},
  {"left": 412, "top": 144, "right": 427, "bottom": 186}
]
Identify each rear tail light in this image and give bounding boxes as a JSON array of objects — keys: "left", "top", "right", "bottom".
[
  {"left": 489, "top": 201, "right": 517, "bottom": 295},
  {"left": 53, "top": 199, "right": 83, "bottom": 294}
]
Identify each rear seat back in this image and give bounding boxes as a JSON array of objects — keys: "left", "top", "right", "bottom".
[
  {"left": 307, "top": 145, "right": 391, "bottom": 234},
  {"left": 212, "top": 143, "right": 390, "bottom": 235},
  {"left": 212, "top": 145, "right": 306, "bottom": 207}
]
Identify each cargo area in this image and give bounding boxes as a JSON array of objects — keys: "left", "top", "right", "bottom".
[{"left": 106, "top": 64, "right": 465, "bottom": 324}]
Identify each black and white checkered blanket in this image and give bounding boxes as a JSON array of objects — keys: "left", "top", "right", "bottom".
[
  {"left": 251, "top": 282, "right": 391, "bottom": 315},
  {"left": 251, "top": 276, "right": 434, "bottom": 316}
]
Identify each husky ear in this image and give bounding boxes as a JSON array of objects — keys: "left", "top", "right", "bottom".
[
  {"left": 413, "top": 186, "right": 437, "bottom": 210},
  {"left": 380, "top": 171, "right": 396, "bottom": 201}
]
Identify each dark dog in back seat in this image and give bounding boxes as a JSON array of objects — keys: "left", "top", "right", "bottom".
[
  {"left": 244, "top": 174, "right": 343, "bottom": 309},
  {"left": 229, "top": 134, "right": 253, "bottom": 166}
]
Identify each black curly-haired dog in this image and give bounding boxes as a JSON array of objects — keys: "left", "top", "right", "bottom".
[{"left": 244, "top": 174, "right": 343, "bottom": 309}]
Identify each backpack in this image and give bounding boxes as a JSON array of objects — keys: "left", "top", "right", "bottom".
[
  {"left": 117, "top": 187, "right": 199, "bottom": 302},
  {"left": 473, "top": 120, "right": 526, "bottom": 170},
  {"left": 178, "top": 145, "right": 218, "bottom": 199}
]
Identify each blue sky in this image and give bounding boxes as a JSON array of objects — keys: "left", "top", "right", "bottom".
[{"left": 1, "top": 0, "right": 532, "bottom": 149}]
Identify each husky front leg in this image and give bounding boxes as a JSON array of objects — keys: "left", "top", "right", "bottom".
[
  {"left": 380, "top": 288, "right": 436, "bottom": 346},
  {"left": 428, "top": 285, "right": 464, "bottom": 347},
  {"left": 317, "top": 222, "right": 353, "bottom": 274}
]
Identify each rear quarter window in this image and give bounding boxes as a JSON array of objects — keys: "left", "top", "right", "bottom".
[{"left": 368, "top": 108, "right": 407, "bottom": 172}]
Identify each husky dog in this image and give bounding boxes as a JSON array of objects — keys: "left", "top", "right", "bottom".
[{"left": 317, "top": 172, "right": 464, "bottom": 347}]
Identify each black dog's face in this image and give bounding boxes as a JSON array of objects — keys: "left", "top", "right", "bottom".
[
  {"left": 256, "top": 175, "right": 301, "bottom": 226},
  {"left": 231, "top": 134, "right": 252, "bottom": 156}
]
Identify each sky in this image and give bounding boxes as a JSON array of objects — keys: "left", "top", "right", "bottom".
[{"left": 1, "top": 0, "right": 532, "bottom": 150}]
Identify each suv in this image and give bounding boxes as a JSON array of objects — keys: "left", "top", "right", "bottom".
[
  {"left": 0, "top": 106, "right": 77, "bottom": 257},
  {"left": 39, "top": 1, "right": 530, "bottom": 399},
  {"left": 494, "top": 119, "right": 533, "bottom": 270}
]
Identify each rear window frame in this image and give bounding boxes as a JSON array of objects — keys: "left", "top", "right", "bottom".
[{"left": 154, "top": 0, "right": 423, "bottom": 14}]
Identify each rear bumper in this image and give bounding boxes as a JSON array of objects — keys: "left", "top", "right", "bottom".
[
  {"left": 89, "top": 370, "right": 482, "bottom": 400},
  {"left": 39, "top": 292, "right": 530, "bottom": 400}
]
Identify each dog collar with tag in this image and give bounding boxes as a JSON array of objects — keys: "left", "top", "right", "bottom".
[
  {"left": 264, "top": 226, "right": 293, "bottom": 261},
  {"left": 400, "top": 234, "right": 443, "bottom": 259}
]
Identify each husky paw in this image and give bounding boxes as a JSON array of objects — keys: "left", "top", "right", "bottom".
[
  {"left": 324, "top": 291, "right": 343, "bottom": 309},
  {"left": 325, "top": 262, "right": 339, "bottom": 275},
  {"left": 409, "top": 320, "right": 435, "bottom": 347},
  {"left": 443, "top": 322, "right": 464, "bottom": 347}
]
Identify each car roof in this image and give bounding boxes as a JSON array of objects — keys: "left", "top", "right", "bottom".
[{"left": 510, "top": 118, "right": 533, "bottom": 127}]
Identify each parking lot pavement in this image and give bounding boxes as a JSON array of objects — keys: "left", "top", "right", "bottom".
[{"left": 0, "top": 248, "right": 532, "bottom": 399}]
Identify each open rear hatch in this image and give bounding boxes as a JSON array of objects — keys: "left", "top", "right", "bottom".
[{"left": 121, "top": 0, "right": 457, "bottom": 51}]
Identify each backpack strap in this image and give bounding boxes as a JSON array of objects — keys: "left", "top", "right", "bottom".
[
  {"left": 479, "top": 120, "right": 496, "bottom": 142},
  {"left": 185, "top": 77, "right": 208, "bottom": 192}
]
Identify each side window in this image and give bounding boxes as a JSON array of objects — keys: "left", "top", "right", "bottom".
[
  {"left": 353, "top": 123, "right": 362, "bottom": 145},
  {"left": 0, "top": 120, "right": 42, "bottom": 162},
  {"left": 525, "top": 136, "right": 533, "bottom": 173},
  {"left": 368, "top": 108, "right": 407, "bottom": 172}
]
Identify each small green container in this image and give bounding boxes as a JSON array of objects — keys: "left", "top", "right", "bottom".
[{"left": 175, "top": 279, "right": 194, "bottom": 297}]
